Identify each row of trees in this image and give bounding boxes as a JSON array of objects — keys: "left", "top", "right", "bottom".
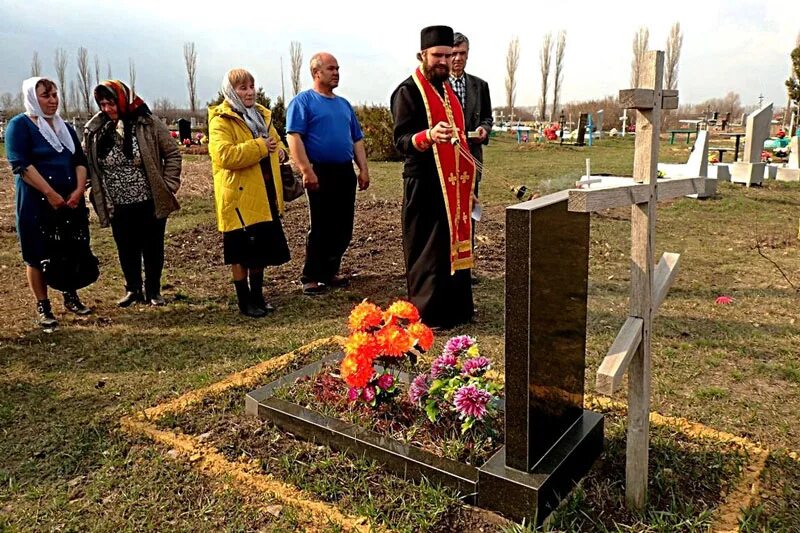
[
  {"left": 2, "top": 40, "right": 309, "bottom": 120},
  {"left": 501, "top": 24, "right": 683, "bottom": 123}
]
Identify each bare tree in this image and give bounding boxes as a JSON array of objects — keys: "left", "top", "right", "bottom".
[
  {"left": 69, "top": 81, "right": 79, "bottom": 116},
  {"left": 290, "top": 41, "right": 303, "bottom": 95},
  {"left": 183, "top": 42, "right": 198, "bottom": 113},
  {"left": 107, "top": 60, "right": 112, "bottom": 79},
  {"left": 54, "top": 48, "right": 69, "bottom": 114},
  {"left": 0, "top": 92, "right": 15, "bottom": 112},
  {"left": 152, "top": 97, "right": 176, "bottom": 114},
  {"left": 31, "top": 51, "right": 42, "bottom": 77},
  {"left": 505, "top": 37, "right": 520, "bottom": 119},
  {"left": 538, "top": 32, "right": 553, "bottom": 121},
  {"left": 551, "top": 30, "right": 566, "bottom": 121},
  {"left": 76, "top": 47, "right": 93, "bottom": 115},
  {"left": 784, "top": 32, "right": 800, "bottom": 127},
  {"left": 664, "top": 22, "right": 683, "bottom": 90},
  {"left": 129, "top": 58, "right": 137, "bottom": 95},
  {"left": 630, "top": 27, "right": 650, "bottom": 87},
  {"left": 94, "top": 53, "right": 101, "bottom": 86}
]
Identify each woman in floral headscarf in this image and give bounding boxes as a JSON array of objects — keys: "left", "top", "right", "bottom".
[
  {"left": 84, "top": 80, "right": 182, "bottom": 307},
  {"left": 5, "top": 77, "right": 93, "bottom": 329}
]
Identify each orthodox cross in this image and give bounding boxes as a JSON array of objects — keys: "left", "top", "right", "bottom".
[{"left": 566, "top": 51, "right": 708, "bottom": 510}]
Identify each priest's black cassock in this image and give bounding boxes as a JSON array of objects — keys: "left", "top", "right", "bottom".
[{"left": 390, "top": 77, "right": 473, "bottom": 329}]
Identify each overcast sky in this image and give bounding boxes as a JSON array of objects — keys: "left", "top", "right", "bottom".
[{"left": 1, "top": 0, "right": 797, "bottom": 113}]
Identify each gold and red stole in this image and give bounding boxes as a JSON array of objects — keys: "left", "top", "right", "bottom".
[{"left": 412, "top": 67, "right": 475, "bottom": 274}]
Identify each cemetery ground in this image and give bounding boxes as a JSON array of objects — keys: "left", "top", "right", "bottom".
[{"left": 1, "top": 136, "right": 799, "bottom": 531}]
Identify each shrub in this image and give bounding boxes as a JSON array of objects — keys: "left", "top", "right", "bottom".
[{"left": 355, "top": 105, "right": 401, "bottom": 161}]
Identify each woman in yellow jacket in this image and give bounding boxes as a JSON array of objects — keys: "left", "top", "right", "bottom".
[{"left": 209, "top": 68, "right": 289, "bottom": 317}]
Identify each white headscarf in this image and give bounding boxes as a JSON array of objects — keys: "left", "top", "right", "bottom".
[
  {"left": 22, "top": 76, "right": 75, "bottom": 154},
  {"left": 221, "top": 70, "right": 270, "bottom": 138}
]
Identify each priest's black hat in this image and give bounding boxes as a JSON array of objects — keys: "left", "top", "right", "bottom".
[{"left": 420, "top": 25, "right": 454, "bottom": 49}]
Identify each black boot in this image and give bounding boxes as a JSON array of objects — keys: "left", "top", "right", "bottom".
[
  {"left": 234, "top": 279, "right": 266, "bottom": 318},
  {"left": 36, "top": 299, "right": 58, "bottom": 329},
  {"left": 63, "top": 290, "right": 92, "bottom": 315},
  {"left": 248, "top": 271, "right": 274, "bottom": 314},
  {"left": 117, "top": 288, "right": 144, "bottom": 308}
]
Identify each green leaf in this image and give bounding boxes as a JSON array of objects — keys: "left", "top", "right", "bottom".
[
  {"left": 461, "top": 417, "right": 476, "bottom": 434},
  {"left": 425, "top": 400, "right": 440, "bottom": 422},
  {"left": 428, "top": 378, "right": 445, "bottom": 396}
]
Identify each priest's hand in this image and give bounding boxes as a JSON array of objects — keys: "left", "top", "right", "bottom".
[
  {"left": 430, "top": 121, "right": 453, "bottom": 144},
  {"left": 475, "top": 126, "right": 488, "bottom": 142}
]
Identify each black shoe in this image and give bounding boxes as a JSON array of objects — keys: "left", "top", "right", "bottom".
[
  {"left": 36, "top": 299, "right": 58, "bottom": 329},
  {"left": 302, "top": 281, "right": 327, "bottom": 295},
  {"left": 117, "top": 290, "right": 144, "bottom": 308},
  {"left": 471, "top": 274, "right": 481, "bottom": 286},
  {"left": 147, "top": 294, "right": 166, "bottom": 306},
  {"left": 326, "top": 274, "right": 350, "bottom": 288},
  {"left": 234, "top": 279, "right": 266, "bottom": 318},
  {"left": 63, "top": 291, "right": 92, "bottom": 315}
]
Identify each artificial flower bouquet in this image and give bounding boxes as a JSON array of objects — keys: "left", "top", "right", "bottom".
[
  {"left": 340, "top": 299, "right": 433, "bottom": 407},
  {"left": 409, "top": 335, "right": 503, "bottom": 434}
]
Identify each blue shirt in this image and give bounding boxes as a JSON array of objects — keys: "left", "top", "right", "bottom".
[{"left": 286, "top": 89, "right": 363, "bottom": 164}]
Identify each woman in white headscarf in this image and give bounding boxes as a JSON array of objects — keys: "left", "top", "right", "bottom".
[
  {"left": 5, "top": 77, "right": 94, "bottom": 329},
  {"left": 208, "top": 68, "right": 290, "bottom": 318}
]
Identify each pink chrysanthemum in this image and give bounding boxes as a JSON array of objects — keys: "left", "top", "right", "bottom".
[
  {"left": 347, "top": 387, "right": 360, "bottom": 402},
  {"left": 442, "top": 335, "right": 476, "bottom": 359},
  {"left": 453, "top": 385, "right": 492, "bottom": 420},
  {"left": 430, "top": 353, "right": 458, "bottom": 379},
  {"left": 360, "top": 386, "right": 376, "bottom": 403},
  {"left": 408, "top": 373, "right": 430, "bottom": 404},
  {"left": 376, "top": 373, "right": 394, "bottom": 391},
  {"left": 461, "top": 357, "right": 491, "bottom": 377}
]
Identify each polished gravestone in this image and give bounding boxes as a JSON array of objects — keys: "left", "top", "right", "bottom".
[
  {"left": 576, "top": 113, "right": 589, "bottom": 146},
  {"left": 478, "top": 190, "right": 603, "bottom": 523},
  {"left": 246, "top": 190, "right": 603, "bottom": 525}
]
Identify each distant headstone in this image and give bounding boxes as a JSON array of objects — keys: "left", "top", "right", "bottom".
[
  {"left": 576, "top": 113, "right": 588, "bottom": 146},
  {"left": 177, "top": 118, "right": 191, "bottom": 143},
  {"left": 776, "top": 136, "right": 800, "bottom": 181},
  {"left": 596, "top": 109, "right": 604, "bottom": 139},
  {"left": 731, "top": 103, "right": 772, "bottom": 186}
]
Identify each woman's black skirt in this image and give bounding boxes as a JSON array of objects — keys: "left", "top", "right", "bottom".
[{"left": 222, "top": 160, "right": 290, "bottom": 269}]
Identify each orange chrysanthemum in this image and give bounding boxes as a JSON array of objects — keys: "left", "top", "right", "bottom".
[
  {"left": 340, "top": 353, "right": 374, "bottom": 388},
  {"left": 383, "top": 300, "right": 420, "bottom": 325},
  {"left": 375, "top": 324, "right": 414, "bottom": 357},
  {"left": 348, "top": 301, "right": 384, "bottom": 332},
  {"left": 344, "top": 331, "right": 379, "bottom": 363},
  {"left": 407, "top": 321, "right": 434, "bottom": 352}
]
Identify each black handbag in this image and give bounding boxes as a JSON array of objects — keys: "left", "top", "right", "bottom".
[
  {"left": 280, "top": 163, "right": 305, "bottom": 202},
  {"left": 266, "top": 116, "right": 304, "bottom": 202},
  {"left": 39, "top": 205, "right": 100, "bottom": 291}
]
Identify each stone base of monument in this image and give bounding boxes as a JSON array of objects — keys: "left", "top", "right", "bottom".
[
  {"left": 246, "top": 352, "right": 603, "bottom": 526},
  {"left": 708, "top": 164, "right": 731, "bottom": 182},
  {"left": 776, "top": 167, "right": 800, "bottom": 182},
  {"left": 477, "top": 411, "right": 603, "bottom": 524},
  {"left": 763, "top": 164, "right": 778, "bottom": 180},
  {"left": 685, "top": 176, "right": 717, "bottom": 199},
  {"left": 730, "top": 162, "right": 765, "bottom": 186}
]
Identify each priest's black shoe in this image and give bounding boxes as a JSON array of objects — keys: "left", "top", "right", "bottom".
[{"left": 117, "top": 290, "right": 144, "bottom": 308}]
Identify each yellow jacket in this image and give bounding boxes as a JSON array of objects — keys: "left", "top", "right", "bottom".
[{"left": 209, "top": 101, "right": 287, "bottom": 232}]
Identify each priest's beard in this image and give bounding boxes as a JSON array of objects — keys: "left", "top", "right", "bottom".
[{"left": 422, "top": 61, "right": 450, "bottom": 86}]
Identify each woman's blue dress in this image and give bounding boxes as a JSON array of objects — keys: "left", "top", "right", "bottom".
[{"left": 5, "top": 114, "right": 89, "bottom": 267}]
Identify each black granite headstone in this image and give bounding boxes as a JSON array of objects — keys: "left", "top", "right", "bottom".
[
  {"left": 476, "top": 190, "right": 603, "bottom": 524},
  {"left": 177, "top": 118, "right": 191, "bottom": 143},
  {"left": 576, "top": 113, "right": 589, "bottom": 146}
]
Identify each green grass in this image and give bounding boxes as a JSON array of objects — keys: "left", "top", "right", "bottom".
[{"left": 2, "top": 135, "right": 800, "bottom": 529}]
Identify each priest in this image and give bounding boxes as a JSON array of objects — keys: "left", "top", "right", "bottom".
[{"left": 390, "top": 25, "right": 475, "bottom": 329}]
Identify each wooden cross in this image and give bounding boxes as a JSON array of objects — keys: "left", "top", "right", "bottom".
[{"left": 566, "top": 51, "right": 707, "bottom": 510}]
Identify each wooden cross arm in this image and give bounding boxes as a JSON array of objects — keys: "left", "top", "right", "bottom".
[
  {"left": 619, "top": 88, "right": 678, "bottom": 110},
  {"left": 595, "top": 252, "right": 681, "bottom": 395},
  {"left": 567, "top": 177, "right": 707, "bottom": 212}
]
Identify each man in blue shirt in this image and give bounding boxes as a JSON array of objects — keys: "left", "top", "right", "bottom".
[{"left": 287, "top": 52, "right": 370, "bottom": 294}]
